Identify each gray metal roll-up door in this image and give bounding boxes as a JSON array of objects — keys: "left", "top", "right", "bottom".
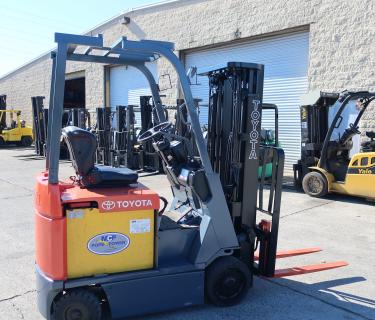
[
  {"left": 184, "top": 32, "right": 309, "bottom": 173},
  {"left": 109, "top": 62, "right": 158, "bottom": 127}
]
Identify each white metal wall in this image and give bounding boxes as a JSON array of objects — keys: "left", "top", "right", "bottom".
[
  {"left": 184, "top": 32, "right": 310, "bottom": 173},
  {"left": 109, "top": 63, "right": 157, "bottom": 127}
]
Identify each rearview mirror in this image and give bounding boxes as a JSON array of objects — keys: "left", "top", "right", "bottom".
[{"left": 158, "top": 74, "right": 172, "bottom": 91}]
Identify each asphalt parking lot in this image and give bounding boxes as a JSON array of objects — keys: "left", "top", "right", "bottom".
[{"left": 0, "top": 146, "right": 374, "bottom": 320}]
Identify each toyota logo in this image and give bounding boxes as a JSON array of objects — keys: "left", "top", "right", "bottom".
[{"left": 101, "top": 200, "right": 116, "bottom": 211}]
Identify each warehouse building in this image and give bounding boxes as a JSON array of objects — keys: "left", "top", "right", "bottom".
[{"left": 0, "top": 0, "right": 374, "bottom": 172}]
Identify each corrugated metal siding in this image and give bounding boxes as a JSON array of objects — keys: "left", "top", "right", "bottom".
[
  {"left": 109, "top": 63, "right": 157, "bottom": 128},
  {"left": 184, "top": 32, "right": 309, "bottom": 173}
]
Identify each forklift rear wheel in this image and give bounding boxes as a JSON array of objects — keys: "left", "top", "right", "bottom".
[
  {"left": 205, "top": 256, "right": 251, "bottom": 307},
  {"left": 0, "top": 137, "right": 4, "bottom": 146},
  {"left": 20, "top": 136, "right": 33, "bottom": 147},
  {"left": 302, "top": 171, "right": 328, "bottom": 198},
  {"left": 52, "top": 289, "right": 102, "bottom": 320}
]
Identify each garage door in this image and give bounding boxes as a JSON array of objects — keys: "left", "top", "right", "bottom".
[
  {"left": 109, "top": 62, "right": 157, "bottom": 127},
  {"left": 184, "top": 32, "right": 309, "bottom": 173}
]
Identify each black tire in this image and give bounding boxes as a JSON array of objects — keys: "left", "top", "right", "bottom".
[
  {"left": 0, "top": 136, "right": 4, "bottom": 146},
  {"left": 20, "top": 136, "right": 33, "bottom": 147},
  {"left": 302, "top": 171, "right": 328, "bottom": 198},
  {"left": 52, "top": 289, "right": 102, "bottom": 320},
  {"left": 205, "top": 256, "right": 251, "bottom": 307}
]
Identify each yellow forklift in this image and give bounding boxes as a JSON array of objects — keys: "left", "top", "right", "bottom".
[
  {"left": 0, "top": 109, "right": 33, "bottom": 147},
  {"left": 294, "top": 91, "right": 375, "bottom": 199}
]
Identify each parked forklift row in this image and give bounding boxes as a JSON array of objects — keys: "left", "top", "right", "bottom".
[
  {"left": 2, "top": 74, "right": 375, "bottom": 202},
  {"left": 31, "top": 95, "right": 165, "bottom": 172}
]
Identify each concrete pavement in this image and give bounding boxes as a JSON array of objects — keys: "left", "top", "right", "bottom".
[{"left": 0, "top": 147, "right": 374, "bottom": 319}]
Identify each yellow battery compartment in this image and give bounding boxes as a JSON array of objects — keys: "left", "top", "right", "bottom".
[{"left": 66, "top": 207, "right": 155, "bottom": 279}]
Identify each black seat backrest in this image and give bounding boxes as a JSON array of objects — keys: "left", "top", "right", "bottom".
[
  {"left": 366, "top": 131, "right": 375, "bottom": 140},
  {"left": 62, "top": 126, "right": 97, "bottom": 176}
]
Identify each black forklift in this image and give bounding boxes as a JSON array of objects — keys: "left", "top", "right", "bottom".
[
  {"left": 109, "top": 105, "right": 139, "bottom": 169},
  {"left": 32, "top": 96, "right": 90, "bottom": 157},
  {"left": 137, "top": 95, "right": 167, "bottom": 172},
  {"left": 94, "top": 96, "right": 168, "bottom": 171}
]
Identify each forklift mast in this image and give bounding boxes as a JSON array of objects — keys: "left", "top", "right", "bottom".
[
  {"left": 294, "top": 91, "right": 339, "bottom": 185},
  {"left": 110, "top": 105, "right": 138, "bottom": 168},
  {"left": 0, "top": 95, "right": 6, "bottom": 130},
  {"left": 139, "top": 96, "right": 163, "bottom": 171},
  {"left": 31, "top": 96, "right": 47, "bottom": 156},
  {"left": 95, "top": 107, "right": 112, "bottom": 165},
  {"left": 204, "top": 62, "right": 285, "bottom": 276},
  {"left": 206, "top": 63, "right": 264, "bottom": 229}
]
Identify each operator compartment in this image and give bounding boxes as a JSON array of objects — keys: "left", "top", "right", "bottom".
[
  {"left": 152, "top": 135, "right": 212, "bottom": 210},
  {"left": 57, "top": 126, "right": 159, "bottom": 279},
  {"left": 62, "top": 185, "right": 159, "bottom": 279},
  {"left": 60, "top": 126, "right": 160, "bottom": 278}
]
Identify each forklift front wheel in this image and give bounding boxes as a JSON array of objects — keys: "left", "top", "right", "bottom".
[
  {"left": 205, "top": 256, "right": 251, "bottom": 307},
  {"left": 51, "top": 289, "right": 102, "bottom": 320},
  {"left": 302, "top": 171, "right": 328, "bottom": 198},
  {"left": 20, "top": 136, "right": 33, "bottom": 147}
]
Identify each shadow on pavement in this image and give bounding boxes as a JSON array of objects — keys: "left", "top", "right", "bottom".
[
  {"left": 281, "top": 183, "right": 375, "bottom": 206},
  {"left": 131, "top": 275, "right": 374, "bottom": 320},
  {"left": 0, "top": 145, "right": 34, "bottom": 150},
  {"left": 270, "top": 275, "right": 374, "bottom": 319}
]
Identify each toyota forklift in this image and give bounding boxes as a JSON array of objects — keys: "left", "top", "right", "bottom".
[
  {"left": 35, "top": 33, "right": 347, "bottom": 320},
  {"left": 294, "top": 90, "right": 375, "bottom": 199}
]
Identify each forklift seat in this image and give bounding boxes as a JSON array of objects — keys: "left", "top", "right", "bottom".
[{"left": 62, "top": 126, "right": 138, "bottom": 187}]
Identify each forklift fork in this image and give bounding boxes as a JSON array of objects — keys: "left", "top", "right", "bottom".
[
  {"left": 255, "top": 147, "right": 347, "bottom": 278},
  {"left": 255, "top": 244, "right": 348, "bottom": 278}
]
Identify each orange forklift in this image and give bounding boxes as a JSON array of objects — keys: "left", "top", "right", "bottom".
[{"left": 35, "top": 33, "right": 347, "bottom": 320}]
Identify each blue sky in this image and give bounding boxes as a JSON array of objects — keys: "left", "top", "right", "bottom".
[{"left": 0, "top": 0, "right": 159, "bottom": 77}]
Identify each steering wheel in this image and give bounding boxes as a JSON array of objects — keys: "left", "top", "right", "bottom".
[
  {"left": 137, "top": 121, "right": 172, "bottom": 143},
  {"left": 349, "top": 123, "right": 361, "bottom": 135}
]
